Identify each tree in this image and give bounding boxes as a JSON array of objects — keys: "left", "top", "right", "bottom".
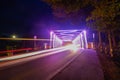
[
  {"left": 43, "top": 0, "right": 120, "bottom": 56},
  {"left": 43, "top": 0, "right": 94, "bottom": 24},
  {"left": 86, "top": 0, "right": 120, "bottom": 56},
  {"left": 43, "top": 0, "right": 91, "bottom": 16}
]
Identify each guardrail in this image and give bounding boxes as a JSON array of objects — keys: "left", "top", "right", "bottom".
[{"left": 0, "top": 48, "right": 33, "bottom": 56}]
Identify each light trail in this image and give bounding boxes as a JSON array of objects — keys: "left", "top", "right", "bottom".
[
  {"left": 83, "top": 30, "right": 88, "bottom": 48},
  {"left": 0, "top": 45, "right": 75, "bottom": 61},
  {"left": 0, "top": 38, "right": 50, "bottom": 41},
  {"left": 67, "top": 44, "right": 80, "bottom": 52},
  {"left": 0, "top": 49, "right": 69, "bottom": 68}
]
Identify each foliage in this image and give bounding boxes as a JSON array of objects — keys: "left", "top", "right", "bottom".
[
  {"left": 43, "top": 0, "right": 120, "bottom": 31},
  {"left": 43, "top": 0, "right": 120, "bottom": 56},
  {"left": 86, "top": 0, "right": 120, "bottom": 32},
  {"left": 43, "top": 0, "right": 94, "bottom": 17}
]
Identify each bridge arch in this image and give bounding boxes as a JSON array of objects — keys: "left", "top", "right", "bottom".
[{"left": 50, "top": 30, "right": 88, "bottom": 49}]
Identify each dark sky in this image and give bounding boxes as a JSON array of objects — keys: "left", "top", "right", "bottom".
[
  {"left": 0, "top": 0, "right": 87, "bottom": 38},
  {"left": 0, "top": 0, "right": 52, "bottom": 38}
]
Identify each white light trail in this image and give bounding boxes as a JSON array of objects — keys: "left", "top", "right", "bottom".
[
  {"left": 0, "top": 38, "right": 50, "bottom": 41},
  {"left": 83, "top": 30, "right": 88, "bottom": 48},
  {"left": 81, "top": 34, "right": 84, "bottom": 49},
  {"left": 50, "top": 31, "right": 53, "bottom": 48},
  {"left": 67, "top": 44, "right": 80, "bottom": 52},
  {"left": 0, "top": 49, "right": 69, "bottom": 68},
  {"left": 0, "top": 46, "right": 71, "bottom": 62}
]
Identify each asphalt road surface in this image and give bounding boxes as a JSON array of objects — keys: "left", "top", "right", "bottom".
[
  {"left": 0, "top": 49, "right": 104, "bottom": 80},
  {"left": 52, "top": 49, "right": 104, "bottom": 80}
]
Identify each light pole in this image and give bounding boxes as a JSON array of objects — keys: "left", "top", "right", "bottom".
[
  {"left": 93, "top": 33, "right": 95, "bottom": 49},
  {"left": 12, "top": 35, "right": 16, "bottom": 38},
  {"left": 34, "top": 35, "right": 37, "bottom": 50},
  {"left": 9, "top": 34, "right": 17, "bottom": 56}
]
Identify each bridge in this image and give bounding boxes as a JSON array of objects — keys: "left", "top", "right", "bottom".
[
  {"left": 0, "top": 29, "right": 89, "bottom": 56},
  {"left": 50, "top": 30, "right": 88, "bottom": 48},
  {"left": 0, "top": 30, "right": 104, "bottom": 80}
]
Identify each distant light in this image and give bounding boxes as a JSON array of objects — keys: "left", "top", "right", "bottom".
[
  {"left": 83, "top": 30, "right": 86, "bottom": 33},
  {"left": 34, "top": 36, "right": 37, "bottom": 39},
  {"left": 63, "top": 39, "right": 72, "bottom": 41},
  {"left": 67, "top": 44, "right": 79, "bottom": 52},
  {"left": 12, "top": 35, "right": 16, "bottom": 38},
  {"left": 93, "top": 33, "right": 95, "bottom": 39},
  {"left": 50, "top": 31, "right": 53, "bottom": 35}
]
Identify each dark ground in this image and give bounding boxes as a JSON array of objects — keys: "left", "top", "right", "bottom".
[{"left": 97, "top": 51, "right": 120, "bottom": 80}]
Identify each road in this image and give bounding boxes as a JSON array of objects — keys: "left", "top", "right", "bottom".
[
  {"left": 52, "top": 49, "right": 104, "bottom": 80},
  {"left": 0, "top": 49, "right": 104, "bottom": 80}
]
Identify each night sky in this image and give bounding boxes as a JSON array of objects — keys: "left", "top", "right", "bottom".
[{"left": 0, "top": 0, "right": 87, "bottom": 38}]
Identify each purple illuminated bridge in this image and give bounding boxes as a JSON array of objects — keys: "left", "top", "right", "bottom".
[
  {"left": 50, "top": 30, "right": 88, "bottom": 48},
  {"left": 0, "top": 30, "right": 104, "bottom": 80}
]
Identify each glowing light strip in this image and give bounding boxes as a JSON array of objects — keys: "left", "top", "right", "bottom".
[
  {"left": 55, "top": 30, "right": 79, "bottom": 32},
  {"left": 0, "top": 38, "right": 50, "bottom": 41},
  {"left": 51, "top": 32, "right": 63, "bottom": 48},
  {"left": 1, "top": 47, "right": 81, "bottom": 69},
  {"left": 54, "top": 30, "right": 82, "bottom": 41},
  {"left": 81, "top": 34, "right": 84, "bottom": 48},
  {"left": 93, "top": 33, "right": 95, "bottom": 39},
  {"left": 59, "top": 33, "right": 75, "bottom": 36},
  {"left": 0, "top": 49, "right": 68, "bottom": 62},
  {"left": 53, "top": 33, "right": 55, "bottom": 48},
  {"left": 50, "top": 31, "right": 53, "bottom": 48},
  {"left": 83, "top": 30, "right": 88, "bottom": 48}
]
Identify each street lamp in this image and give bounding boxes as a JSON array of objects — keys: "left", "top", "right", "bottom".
[
  {"left": 93, "top": 33, "right": 95, "bottom": 49},
  {"left": 34, "top": 35, "right": 37, "bottom": 50},
  {"left": 12, "top": 35, "right": 16, "bottom": 38},
  {"left": 10, "top": 34, "right": 17, "bottom": 56}
]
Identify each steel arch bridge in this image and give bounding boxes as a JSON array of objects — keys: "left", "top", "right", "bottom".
[{"left": 50, "top": 30, "right": 88, "bottom": 49}]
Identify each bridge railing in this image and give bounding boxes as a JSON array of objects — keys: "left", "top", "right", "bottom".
[
  {"left": 0, "top": 48, "right": 33, "bottom": 56},
  {"left": 0, "top": 38, "right": 50, "bottom": 57}
]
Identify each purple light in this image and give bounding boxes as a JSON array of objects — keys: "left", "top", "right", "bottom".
[
  {"left": 80, "top": 34, "right": 84, "bottom": 48},
  {"left": 56, "top": 35, "right": 63, "bottom": 44},
  {"left": 93, "top": 33, "right": 95, "bottom": 39},
  {"left": 52, "top": 33, "right": 63, "bottom": 48},
  {"left": 0, "top": 45, "right": 73, "bottom": 61},
  {"left": 83, "top": 30, "right": 88, "bottom": 48},
  {"left": 51, "top": 29, "right": 88, "bottom": 48},
  {"left": 83, "top": 30, "right": 86, "bottom": 33},
  {"left": 50, "top": 31, "right": 54, "bottom": 48},
  {"left": 67, "top": 44, "right": 79, "bottom": 52},
  {"left": 34, "top": 35, "right": 37, "bottom": 39},
  {"left": 50, "top": 31, "right": 53, "bottom": 35}
]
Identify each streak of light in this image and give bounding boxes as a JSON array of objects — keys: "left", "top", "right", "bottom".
[
  {"left": 83, "top": 30, "right": 88, "bottom": 48},
  {"left": 0, "top": 38, "right": 50, "bottom": 41},
  {"left": 0, "top": 49, "right": 69, "bottom": 68},
  {"left": 0, "top": 46, "right": 71, "bottom": 61},
  {"left": 66, "top": 44, "right": 80, "bottom": 52}
]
